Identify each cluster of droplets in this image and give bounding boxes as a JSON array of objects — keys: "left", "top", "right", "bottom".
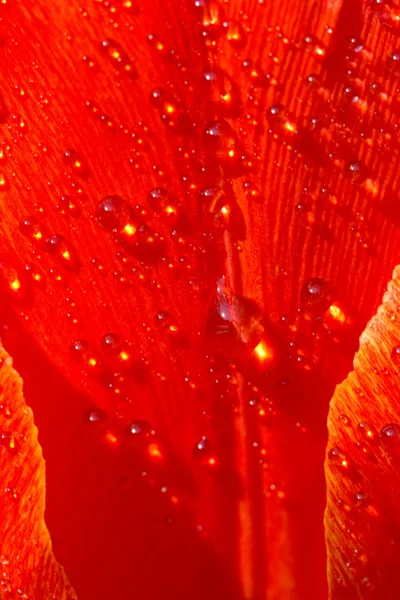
[
  {"left": 0, "top": 555, "right": 29, "bottom": 599},
  {"left": 327, "top": 395, "right": 400, "bottom": 592},
  {"left": 2, "top": 0, "right": 400, "bottom": 584}
]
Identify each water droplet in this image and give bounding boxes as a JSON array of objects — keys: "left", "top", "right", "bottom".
[
  {"left": 0, "top": 405, "right": 11, "bottom": 419},
  {"left": 194, "top": 0, "right": 224, "bottom": 43},
  {"left": 300, "top": 278, "right": 333, "bottom": 312},
  {"left": 125, "top": 420, "right": 154, "bottom": 448},
  {"left": 148, "top": 188, "right": 180, "bottom": 223},
  {"left": 101, "top": 332, "right": 121, "bottom": 355},
  {"left": 63, "top": 149, "right": 89, "bottom": 179},
  {"left": 71, "top": 339, "right": 104, "bottom": 376},
  {"left": 305, "top": 73, "right": 321, "bottom": 89},
  {"left": 328, "top": 447, "right": 352, "bottom": 473},
  {"left": 390, "top": 344, "right": 400, "bottom": 363},
  {"left": 203, "top": 120, "right": 243, "bottom": 174},
  {"left": 84, "top": 408, "right": 107, "bottom": 424},
  {"left": 353, "top": 491, "right": 368, "bottom": 506},
  {"left": 380, "top": 423, "right": 400, "bottom": 440},
  {"left": 20, "top": 216, "right": 46, "bottom": 247},
  {"left": 387, "top": 49, "right": 400, "bottom": 77},
  {"left": 266, "top": 103, "right": 286, "bottom": 124},
  {"left": 207, "top": 192, "right": 246, "bottom": 239},
  {"left": 100, "top": 39, "right": 136, "bottom": 78},
  {"left": 46, "top": 234, "right": 80, "bottom": 271},
  {"left": 5, "top": 486, "right": 18, "bottom": 502},
  {"left": 206, "top": 278, "right": 265, "bottom": 357},
  {"left": 0, "top": 431, "right": 19, "bottom": 455},
  {"left": 0, "top": 172, "right": 8, "bottom": 191},
  {"left": 96, "top": 195, "right": 133, "bottom": 233},
  {"left": 193, "top": 436, "right": 217, "bottom": 466},
  {"left": 344, "top": 160, "right": 368, "bottom": 184},
  {"left": 222, "top": 19, "right": 246, "bottom": 48},
  {"left": 0, "top": 263, "right": 31, "bottom": 304},
  {"left": 58, "top": 194, "right": 81, "bottom": 218},
  {"left": 200, "top": 67, "right": 241, "bottom": 118},
  {"left": 358, "top": 421, "right": 378, "bottom": 442}
]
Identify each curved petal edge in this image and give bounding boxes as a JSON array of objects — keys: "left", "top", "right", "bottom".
[
  {"left": 325, "top": 265, "right": 400, "bottom": 599},
  {"left": 0, "top": 342, "right": 76, "bottom": 600}
]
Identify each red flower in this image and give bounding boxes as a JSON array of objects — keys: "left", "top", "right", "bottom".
[{"left": 1, "top": 0, "right": 400, "bottom": 598}]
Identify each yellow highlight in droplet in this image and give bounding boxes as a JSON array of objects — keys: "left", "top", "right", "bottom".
[
  {"left": 148, "top": 443, "right": 162, "bottom": 459},
  {"left": 221, "top": 204, "right": 230, "bottom": 216},
  {"left": 284, "top": 121, "right": 296, "bottom": 133},
  {"left": 105, "top": 432, "right": 118, "bottom": 446},
  {"left": 365, "top": 178, "right": 379, "bottom": 196},
  {"left": 328, "top": 303, "right": 346, "bottom": 324},
  {"left": 123, "top": 223, "right": 136, "bottom": 236},
  {"left": 10, "top": 279, "right": 21, "bottom": 291},
  {"left": 254, "top": 340, "right": 273, "bottom": 362}
]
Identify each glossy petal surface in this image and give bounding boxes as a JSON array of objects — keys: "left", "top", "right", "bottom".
[{"left": 1, "top": 0, "right": 400, "bottom": 599}]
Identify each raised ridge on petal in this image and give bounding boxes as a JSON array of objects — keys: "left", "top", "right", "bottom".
[
  {"left": 0, "top": 341, "right": 76, "bottom": 600},
  {"left": 325, "top": 266, "right": 400, "bottom": 598}
]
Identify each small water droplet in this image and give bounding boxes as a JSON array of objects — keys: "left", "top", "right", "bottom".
[
  {"left": 300, "top": 278, "right": 333, "bottom": 312},
  {"left": 0, "top": 431, "right": 19, "bottom": 455},
  {"left": 344, "top": 160, "right": 368, "bottom": 184},
  {"left": 46, "top": 234, "right": 80, "bottom": 271},
  {"left": 328, "top": 447, "right": 352, "bottom": 473},
  {"left": 96, "top": 195, "right": 133, "bottom": 233},
  {"left": 193, "top": 436, "right": 217, "bottom": 466},
  {"left": 100, "top": 39, "right": 136, "bottom": 78},
  {"left": 84, "top": 408, "right": 107, "bottom": 424},
  {"left": 63, "top": 149, "right": 89, "bottom": 178},
  {"left": 101, "top": 332, "right": 121, "bottom": 355},
  {"left": 380, "top": 423, "right": 400, "bottom": 440}
]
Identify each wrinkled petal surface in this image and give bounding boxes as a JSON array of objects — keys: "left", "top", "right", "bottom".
[
  {"left": 326, "top": 266, "right": 400, "bottom": 598},
  {"left": 1, "top": 0, "right": 400, "bottom": 598},
  {"left": 0, "top": 341, "right": 76, "bottom": 600}
]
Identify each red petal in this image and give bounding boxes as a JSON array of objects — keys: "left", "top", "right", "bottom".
[
  {"left": 1, "top": 0, "right": 400, "bottom": 598},
  {"left": 0, "top": 341, "right": 76, "bottom": 599},
  {"left": 326, "top": 266, "right": 400, "bottom": 598}
]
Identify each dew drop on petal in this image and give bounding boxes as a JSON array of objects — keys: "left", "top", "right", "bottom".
[
  {"left": 344, "top": 160, "right": 369, "bottom": 184},
  {"left": 63, "top": 149, "right": 90, "bottom": 179},
  {"left": 206, "top": 278, "right": 265, "bottom": 358},
  {"left": 46, "top": 234, "right": 80, "bottom": 271},
  {"left": 84, "top": 408, "right": 108, "bottom": 425},
  {"left": 96, "top": 195, "right": 132, "bottom": 233},
  {"left": 380, "top": 423, "right": 400, "bottom": 440},
  {"left": 101, "top": 332, "right": 122, "bottom": 356},
  {"left": 300, "top": 278, "right": 333, "bottom": 312}
]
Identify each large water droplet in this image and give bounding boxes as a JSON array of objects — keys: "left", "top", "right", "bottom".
[
  {"left": 96, "top": 195, "right": 133, "bottom": 233},
  {"left": 206, "top": 277, "right": 265, "bottom": 357}
]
